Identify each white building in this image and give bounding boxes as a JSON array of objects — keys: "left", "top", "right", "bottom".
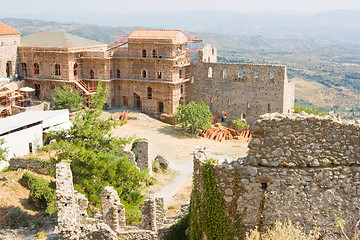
[{"left": 0, "top": 109, "right": 71, "bottom": 160}]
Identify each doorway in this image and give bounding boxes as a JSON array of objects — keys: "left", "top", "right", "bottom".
[
  {"left": 6, "top": 61, "right": 11, "bottom": 78},
  {"left": 158, "top": 101, "right": 164, "bottom": 114},
  {"left": 133, "top": 93, "right": 141, "bottom": 109},
  {"left": 34, "top": 84, "right": 40, "bottom": 98}
]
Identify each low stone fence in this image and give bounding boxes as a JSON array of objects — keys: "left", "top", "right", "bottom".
[{"left": 9, "top": 157, "right": 49, "bottom": 175}]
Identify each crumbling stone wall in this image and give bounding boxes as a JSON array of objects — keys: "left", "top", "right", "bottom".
[
  {"left": 56, "top": 162, "right": 80, "bottom": 239},
  {"left": 55, "top": 162, "right": 167, "bottom": 240},
  {"left": 192, "top": 113, "right": 360, "bottom": 239},
  {"left": 101, "top": 186, "right": 126, "bottom": 233},
  {"left": 133, "top": 140, "right": 152, "bottom": 174},
  {"left": 190, "top": 46, "right": 295, "bottom": 125},
  {"left": 141, "top": 197, "right": 166, "bottom": 231}
]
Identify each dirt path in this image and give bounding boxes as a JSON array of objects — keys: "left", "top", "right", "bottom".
[{"left": 107, "top": 109, "right": 249, "bottom": 208}]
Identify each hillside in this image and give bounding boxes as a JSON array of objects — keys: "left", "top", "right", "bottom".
[{"left": 1, "top": 17, "right": 359, "bottom": 119}]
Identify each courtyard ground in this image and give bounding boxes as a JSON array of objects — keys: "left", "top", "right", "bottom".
[{"left": 105, "top": 108, "right": 249, "bottom": 215}]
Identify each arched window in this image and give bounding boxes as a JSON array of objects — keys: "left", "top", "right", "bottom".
[
  {"left": 228, "top": 99, "right": 231, "bottom": 106},
  {"left": 142, "top": 49, "right": 147, "bottom": 58},
  {"left": 238, "top": 69, "right": 243, "bottom": 77},
  {"left": 142, "top": 70, "right": 147, "bottom": 78},
  {"left": 254, "top": 69, "right": 259, "bottom": 78},
  {"left": 179, "top": 97, "right": 184, "bottom": 105},
  {"left": 223, "top": 68, "right": 228, "bottom": 78},
  {"left": 55, "top": 64, "right": 60, "bottom": 76},
  {"left": 147, "top": 87, "right": 152, "bottom": 99},
  {"left": 268, "top": 103, "right": 271, "bottom": 112},
  {"left": 74, "top": 63, "right": 78, "bottom": 76},
  {"left": 241, "top": 113, "right": 246, "bottom": 119},
  {"left": 180, "top": 84, "right": 184, "bottom": 94},
  {"left": 157, "top": 71, "right": 162, "bottom": 79},
  {"left": 34, "top": 63, "right": 39, "bottom": 75},
  {"left": 247, "top": 102, "right": 250, "bottom": 109},
  {"left": 21, "top": 63, "right": 27, "bottom": 76},
  {"left": 270, "top": 70, "right": 275, "bottom": 82},
  {"left": 152, "top": 49, "right": 157, "bottom": 58},
  {"left": 208, "top": 67, "right": 213, "bottom": 78},
  {"left": 90, "top": 70, "right": 95, "bottom": 79},
  {"left": 210, "top": 97, "right": 213, "bottom": 104},
  {"left": 117, "top": 69, "right": 120, "bottom": 78},
  {"left": 110, "top": 69, "right": 113, "bottom": 79},
  {"left": 179, "top": 69, "right": 183, "bottom": 79}
]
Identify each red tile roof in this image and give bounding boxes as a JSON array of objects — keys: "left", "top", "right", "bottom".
[
  {"left": 0, "top": 22, "right": 20, "bottom": 35},
  {"left": 128, "top": 29, "right": 188, "bottom": 43}
]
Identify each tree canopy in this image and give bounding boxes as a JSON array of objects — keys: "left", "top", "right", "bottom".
[
  {"left": 175, "top": 101, "right": 212, "bottom": 133},
  {"left": 52, "top": 85, "right": 84, "bottom": 111},
  {"left": 46, "top": 80, "right": 153, "bottom": 222}
]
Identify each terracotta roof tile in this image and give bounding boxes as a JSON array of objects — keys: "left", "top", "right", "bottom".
[
  {"left": 128, "top": 29, "right": 188, "bottom": 43},
  {"left": 0, "top": 22, "right": 20, "bottom": 35}
]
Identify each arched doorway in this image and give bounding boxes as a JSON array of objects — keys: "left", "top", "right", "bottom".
[{"left": 133, "top": 93, "right": 141, "bottom": 109}]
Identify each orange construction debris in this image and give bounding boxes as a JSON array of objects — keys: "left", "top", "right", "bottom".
[{"left": 200, "top": 125, "right": 252, "bottom": 142}]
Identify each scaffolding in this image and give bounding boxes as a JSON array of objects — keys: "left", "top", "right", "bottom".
[
  {"left": 0, "top": 80, "right": 24, "bottom": 117},
  {"left": 16, "top": 29, "right": 202, "bottom": 117}
]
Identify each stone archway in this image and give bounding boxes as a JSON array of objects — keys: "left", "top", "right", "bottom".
[{"left": 133, "top": 93, "right": 141, "bottom": 110}]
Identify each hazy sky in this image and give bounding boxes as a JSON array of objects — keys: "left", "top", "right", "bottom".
[{"left": 2, "top": 0, "right": 360, "bottom": 15}]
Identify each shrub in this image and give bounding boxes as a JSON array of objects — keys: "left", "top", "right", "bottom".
[
  {"left": 0, "top": 138, "right": 8, "bottom": 161},
  {"left": 175, "top": 101, "right": 212, "bottom": 134},
  {"left": 165, "top": 213, "right": 190, "bottom": 240},
  {"left": 19, "top": 172, "right": 56, "bottom": 215},
  {"left": 3, "top": 207, "right": 31, "bottom": 228},
  {"left": 52, "top": 85, "right": 84, "bottom": 111},
  {"left": 232, "top": 119, "right": 250, "bottom": 129},
  {"left": 293, "top": 104, "right": 327, "bottom": 116},
  {"left": 245, "top": 220, "right": 320, "bottom": 240}
]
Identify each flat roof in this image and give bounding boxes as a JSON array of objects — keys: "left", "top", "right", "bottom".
[{"left": 0, "top": 110, "right": 69, "bottom": 135}]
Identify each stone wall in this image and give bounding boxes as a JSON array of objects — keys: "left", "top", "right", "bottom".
[
  {"left": 55, "top": 162, "right": 169, "bottom": 240},
  {"left": 191, "top": 46, "right": 295, "bottom": 125},
  {"left": 0, "top": 34, "right": 20, "bottom": 79},
  {"left": 132, "top": 140, "right": 152, "bottom": 174},
  {"left": 192, "top": 113, "right": 360, "bottom": 239},
  {"left": 9, "top": 157, "right": 49, "bottom": 175}
]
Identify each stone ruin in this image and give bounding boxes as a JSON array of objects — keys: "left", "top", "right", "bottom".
[
  {"left": 55, "top": 162, "right": 169, "bottom": 240},
  {"left": 132, "top": 140, "right": 152, "bottom": 174},
  {"left": 192, "top": 113, "right": 360, "bottom": 239}
]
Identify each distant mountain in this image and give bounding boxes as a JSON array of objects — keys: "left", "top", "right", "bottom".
[{"left": 4, "top": 10, "right": 360, "bottom": 44}]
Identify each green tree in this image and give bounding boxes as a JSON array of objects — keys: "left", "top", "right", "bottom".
[
  {"left": 52, "top": 85, "right": 84, "bottom": 111},
  {"left": 293, "top": 103, "right": 327, "bottom": 116},
  {"left": 175, "top": 101, "right": 212, "bottom": 134},
  {"left": 0, "top": 138, "right": 8, "bottom": 161},
  {"left": 46, "top": 80, "right": 152, "bottom": 223}
]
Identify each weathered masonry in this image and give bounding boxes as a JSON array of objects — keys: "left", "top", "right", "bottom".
[
  {"left": 191, "top": 47, "right": 294, "bottom": 125},
  {"left": 56, "top": 162, "right": 169, "bottom": 240},
  {"left": 192, "top": 113, "right": 360, "bottom": 239},
  {"left": 0, "top": 22, "right": 20, "bottom": 79}
]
